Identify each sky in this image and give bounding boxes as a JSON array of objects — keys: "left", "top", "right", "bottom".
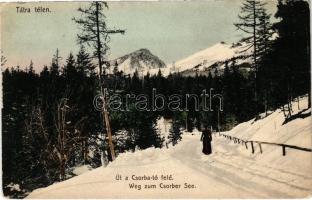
[{"left": 1, "top": 0, "right": 277, "bottom": 71}]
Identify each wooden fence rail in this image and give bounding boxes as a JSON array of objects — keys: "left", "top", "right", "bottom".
[{"left": 214, "top": 132, "right": 312, "bottom": 156}]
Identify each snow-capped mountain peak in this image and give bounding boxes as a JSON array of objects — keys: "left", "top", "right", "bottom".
[{"left": 109, "top": 48, "right": 166, "bottom": 75}]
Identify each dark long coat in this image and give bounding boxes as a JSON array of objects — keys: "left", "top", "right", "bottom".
[{"left": 201, "top": 129, "right": 212, "bottom": 155}]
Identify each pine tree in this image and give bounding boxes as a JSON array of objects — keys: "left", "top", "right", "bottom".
[
  {"left": 74, "top": 1, "right": 125, "bottom": 162},
  {"left": 274, "top": 0, "right": 310, "bottom": 109},
  {"left": 234, "top": 0, "right": 269, "bottom": 116},
  {"left": 258, "top": 0, "right": 311, "bottom": 117},
  {"left": 28, "top": 60, "right": 35, "bottom": 74},
  {"left": 257, "top": 9, "right": 272, "bottom": 60},
  {"left": 1, "top": 50, "right": 7, "bottom": 67},
  {"left": 50, "top": 49, "right": 61, "bottom": 76},
  {"left": 63, "top": 53, "right": 76, "bottom": 79},
  {"left": 235, "top": 0, "right": 267, "bottom": 66},
  {"left": 76, "top": 45, "right": 95, "bottom": 76},
  {"left": 40, "top": 66, "right": 49, "bottom": 77},
  {"left": 168, "top": 119, "right": 182, "bottom": 146}
]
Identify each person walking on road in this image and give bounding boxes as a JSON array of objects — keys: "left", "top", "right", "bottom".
[{"left": 200, "top": 126, "right": 212, "bottom": 155}]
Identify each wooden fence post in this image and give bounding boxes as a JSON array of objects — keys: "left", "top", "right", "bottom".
[
  {"left": 258, "top": 143, "right": 262, "bottom": 154},
  {"left": 282, "top": 145, "right": 286, "bottom": 156},
  {"left": 251, "top": 141, "right": 255, "bottom": 154}
]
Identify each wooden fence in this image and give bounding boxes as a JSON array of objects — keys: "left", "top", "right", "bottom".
[{"left": 214, "top": 132, "right": 312, "bottom": 156}]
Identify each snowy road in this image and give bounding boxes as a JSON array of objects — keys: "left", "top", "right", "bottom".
[
  {"left": 28, "top": 132, "right": 312, "bottom": 198},
  {"left": 172, "top": 133, "right": 312, "bottom": 198}
]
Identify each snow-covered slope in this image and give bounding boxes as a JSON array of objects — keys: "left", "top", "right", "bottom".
[
  {"left": 224, "top": 95, "right": 311, "bottom": 149},
  {"left": 27, "top": 97, "right": 312, "bottom": 198},
  {"left": 169, "top": 42, "right": 251, "bottom": 76},
  {"left": 222, "top": 95, "right": 312, "bottom": 178},
  {"left": 175, "top": 43, "right": 236, "bottom": 72},
  {"left": 108, "top": 49, "right": 166, "bottom": 75}
]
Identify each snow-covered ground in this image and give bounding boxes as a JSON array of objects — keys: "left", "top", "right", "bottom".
[{"left": 27, "top": 97, "right": 312, "bottom": 198}]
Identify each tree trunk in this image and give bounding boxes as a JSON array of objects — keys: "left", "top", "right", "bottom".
[
  {"left": 309, "top": 91, "right": 311, "bottom": 108},
  {"left": 265, "top": 99, "right": 268, "bottom": 116},
  {"left": 103, "top": 108, "right": 116, "bottom": 160},
  {"left": 60, "top": 156, "right": 65, "bottom": 181},
  {"left": 95, "top": 2, "right": 116, "bottom": 162},
  {"left": 82, "top": 140, "right": 88, "bottom": 164},
  {"left": 287, "top": 100, "right": 292, "bottom": 117},
  {"left": 185, "top": 113, "right": 188, "bottom": 131},
  {"left": 282, "top": 105, "right": 287, "bottom": 118},
  {"left": 253, "top": 1, "right": 258, "bottom": 117}
]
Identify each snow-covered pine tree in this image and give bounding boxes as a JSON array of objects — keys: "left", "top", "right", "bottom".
[{"left": 168, "top": 119, "right": 182, "bottom": 146}]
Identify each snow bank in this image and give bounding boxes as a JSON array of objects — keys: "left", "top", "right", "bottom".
[
  {"left": 72, "top": 165, "right": 93, "bottom": 176},
  {"left": 226, "top": 96, "right": 311, "bottom": 148}
]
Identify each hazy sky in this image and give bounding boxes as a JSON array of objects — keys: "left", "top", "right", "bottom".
[{"left": 1, "top": 0, "right": 277, "bottom": 71}]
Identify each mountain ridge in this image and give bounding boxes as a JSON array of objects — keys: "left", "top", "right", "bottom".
[
  {"left": 108, "top": 42, "right": 252, "bottom": 77},
  {"left": 108, "top": 48, "right": 166, "bottom": 75}
]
